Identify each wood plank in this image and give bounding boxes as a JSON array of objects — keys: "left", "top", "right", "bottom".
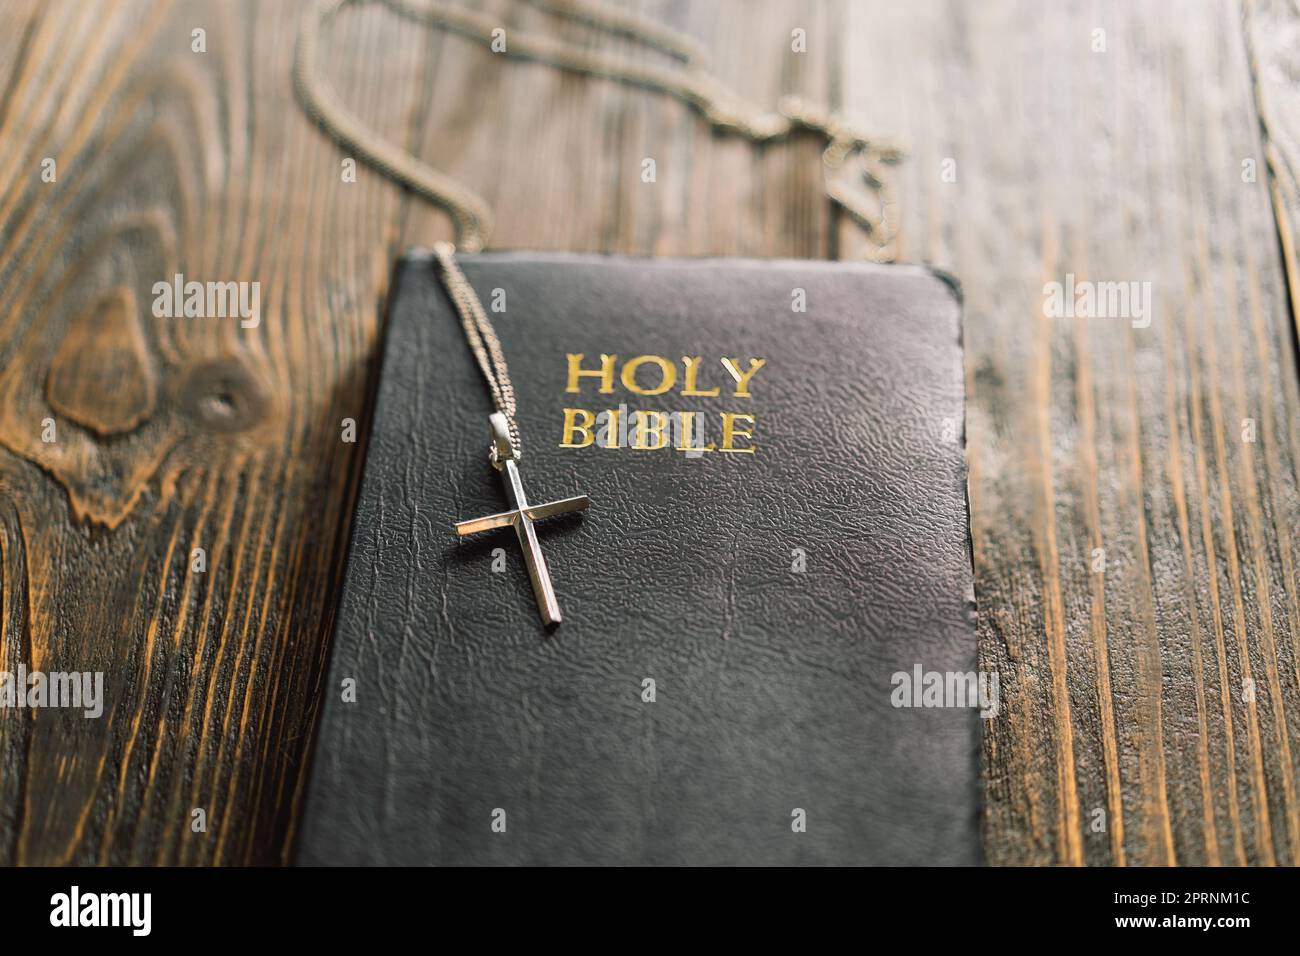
[
  {"left": 395, "top": 0, "right": 838, "bottom": 256},
  {"left": 841, "top": 0, "right": 1300, "bottom": 864}
]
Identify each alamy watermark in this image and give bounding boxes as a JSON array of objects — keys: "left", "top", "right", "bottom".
[
  {"left": 50, "top": 886, "right": 150, "bottom": 936},
  {"left": 1043, "top": 273, "right": 1151, "bottom": 328},
  {"left": 152, "top": 273, "right": 260, "bottom": 328},
  {"left": 0, "top": 666, "right": 104, "bottom": 718},
  {"left": 891, "top": 664, "right": 1000, "bottom": 718}
]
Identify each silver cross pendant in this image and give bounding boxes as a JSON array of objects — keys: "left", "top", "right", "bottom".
[{"left": 454, "top": 413, "right": 590, "bottom": 627}]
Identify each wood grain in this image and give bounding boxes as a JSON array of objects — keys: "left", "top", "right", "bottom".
[
  {"left": 0, "top": 0, "right": 1296, "bottom": 866},
  {"left": 0, "top": 0, "right": 426, "bottom": 864},
  {"left": 840, "top": 0, "right": 1300, "bottom": 864}
]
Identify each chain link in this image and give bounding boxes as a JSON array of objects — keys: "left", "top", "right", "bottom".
[
  {"left": 430, "top": 241, "right": 521, "bottom": 459},
  {"left": 294, "top": 0, "right": 905, "bottom": 258}
]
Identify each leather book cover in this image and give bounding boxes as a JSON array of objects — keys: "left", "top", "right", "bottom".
[{"left": 294, "top": 251, "right": 980, "bottom": 865}]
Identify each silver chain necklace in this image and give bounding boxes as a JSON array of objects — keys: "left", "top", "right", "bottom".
[
  {"left": 294, "top": 0, "right": 905, "bottom": 259},
  {"left": 434, "top": 242, "right": 590, "bottom": 628}
]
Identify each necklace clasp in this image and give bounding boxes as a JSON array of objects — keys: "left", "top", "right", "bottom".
[{"left": 487, "top": 412, "right": 519, "bottom": 470}]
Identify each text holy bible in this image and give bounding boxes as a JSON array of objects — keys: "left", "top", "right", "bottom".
[{"left": 295, "top": 252, "right": 979, "bottom": 865}]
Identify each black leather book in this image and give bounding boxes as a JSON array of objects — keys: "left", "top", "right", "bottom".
[{"left": 295, "top": 251, "right": 980, "bottom": 865}]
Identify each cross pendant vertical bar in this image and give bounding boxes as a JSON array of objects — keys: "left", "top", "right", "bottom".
[{"left": 454, "top": 414, "right": 590, "bottom": 627}]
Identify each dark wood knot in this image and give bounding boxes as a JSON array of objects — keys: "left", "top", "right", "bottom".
[{"left": 181, "top": 359, "right": 269, "bottom": 433}]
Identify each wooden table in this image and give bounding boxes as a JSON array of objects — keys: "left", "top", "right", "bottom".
[{"left": 1, "top": 0, "right": 1297, "bottom": 866}]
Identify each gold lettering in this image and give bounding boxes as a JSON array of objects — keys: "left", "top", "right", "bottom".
[
  {"left": 566, "top": 353, "right": 617, "bottom": 394},
  {"left": 720, "top": 357, "right": 767, "bottom": 397},
  {"left": 596, "top": 406, "right": 622, "bottom": 448},
  {"left": 621, "top": 355, "right": 676, "bottom": 395},
  {"left": 559, "top": 407, "right": 596, "bottom": 447},
  {"left": 632, "top": 410, "right": 670, "bottom": 449},
  {"left": 719, "top": 412, "right": 756, "bottom": 453},
  {"left": 681, "top": 356, "right": 720, "bottom": 396},
  {"left": 674, "top": 411, "right": 710, "bottom": 452}
]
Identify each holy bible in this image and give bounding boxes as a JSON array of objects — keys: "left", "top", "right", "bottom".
[{"left": 294, "top": 251, "right": 980, "bottom": 865}]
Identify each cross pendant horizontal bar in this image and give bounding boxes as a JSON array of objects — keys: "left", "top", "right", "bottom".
[
  {"left": 454, "top": 496, "right": 590, "bottom": 536},
  {"left": 454, "top": 458, "right": 589, "bottom": 627}
]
